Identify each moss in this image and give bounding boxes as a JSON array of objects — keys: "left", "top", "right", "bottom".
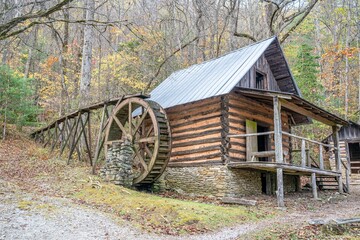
[
  {"left": 73, "top": 184, "right": 270, "bottom": 233},
  {"left": 17, "top": 200, "right": 33, "bottom": 210}
]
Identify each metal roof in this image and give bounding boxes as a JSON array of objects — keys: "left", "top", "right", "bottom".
[{"left": 149, "top": 36, "right": 279, "bottom": 109}]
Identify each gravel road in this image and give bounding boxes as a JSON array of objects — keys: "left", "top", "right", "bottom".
[{"left": 1, "top": 179, "right": 359, "bottom": 240}]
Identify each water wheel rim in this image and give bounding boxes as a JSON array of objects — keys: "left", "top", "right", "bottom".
[{"left": 104, "top": 97, "right": 166, "bottom": 185}]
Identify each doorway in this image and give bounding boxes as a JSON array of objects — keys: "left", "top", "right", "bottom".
[
  {"left": 257, "top": 125, "right": 269, "bottom": 161},
  {"left": 348, "top": 142, "right": 360, "bottom": 174}
]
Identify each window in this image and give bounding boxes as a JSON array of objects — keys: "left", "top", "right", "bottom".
[{"left": 255, "top": 71, "right": 266, "bottom": 89}]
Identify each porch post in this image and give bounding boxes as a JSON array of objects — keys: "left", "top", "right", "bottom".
[
  {"left": 273, "top": 96, "right": 284, "bottom": 207},
  {"left": 332, "top": 125, "right": 343, "bottom": 193},
  {"left": 311, "top": 172, "right": 318, "bottom": 199}
]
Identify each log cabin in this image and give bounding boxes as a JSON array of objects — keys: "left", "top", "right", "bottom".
[
  {"left": 324, "top": 122, "right": 360, "bottom": 187},
  {"left": 148, "top": 36, "right": 349, "bottom": 206}
]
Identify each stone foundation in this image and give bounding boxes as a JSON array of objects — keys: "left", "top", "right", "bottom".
[
  {"left": 156, "top": 165, "right": 298, "bottom": 198},
  {"left": 99, "top": 140, "right": 134, "bottom": 187}
]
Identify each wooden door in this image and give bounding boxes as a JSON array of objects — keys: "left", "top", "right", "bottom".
[{"left": 246, "top": 119, "right": 258, "bottom": 161}]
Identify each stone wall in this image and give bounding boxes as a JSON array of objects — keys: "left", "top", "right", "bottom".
[
  {"left": 156, "top": 165, "right": 298, "bottom": 198},
  {"left": 157, "top": 166, "right": 261, "bottom": 198},
  {"left": 99, "top": 140, "right": 134, "bottom": 187}
]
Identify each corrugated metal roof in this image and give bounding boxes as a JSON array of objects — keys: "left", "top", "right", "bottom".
[{"left": 149, "top": 36, "right": 278, "bottom": 109}]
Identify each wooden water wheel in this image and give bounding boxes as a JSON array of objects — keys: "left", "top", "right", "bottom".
[{"left": 104, "top": 97, "right": 171, "bottom": 186}]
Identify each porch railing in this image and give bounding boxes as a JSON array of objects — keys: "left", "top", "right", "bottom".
[
  {"left": 227, "top": 131, "right": 336, "bottom": 170},
  {"left": 227, "top": 131, "right": 349, "bottom": 192}
]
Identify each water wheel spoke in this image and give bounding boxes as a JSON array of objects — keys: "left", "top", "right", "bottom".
[
  {"left": 137, "top": 136, "right": 156, "bottom": 143},
  {"left": 134, "top": 148, "right": 148, "bottom": 172},
  {"left": 114, "top": 116, "right": 128, "bottom": 135},
  {"left": 146, "top": 125, "right": 154, "bottom": 137},
  {"left": 132, "top": 108, "right": 149, "bottom": 138},
  {"left": 106, "top": 140, "right": 124, "bottom": 145},
  {"left": 144, "top": 145, "right": 153, "bottom": 158},
  {"left": 105, "top": 97, "right": 171, "bottom": 186}
]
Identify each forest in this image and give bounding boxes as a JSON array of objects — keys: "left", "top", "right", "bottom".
[{"left": 0, "top": 0, "right": 359, "bottom": 138}]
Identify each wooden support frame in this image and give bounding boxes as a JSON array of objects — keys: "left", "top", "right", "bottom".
[
  {"left": 332, "top": 125, "right": 344, "bottom": 193},
  {"left": 311, "top": 172, "right": 318, "bottom": 199},
  {"left": 319, "top": 145, "right": 324, "bottom": 170},
  {"left": 273, "top": 96, "right": 284, "bottom": 207},
  {"left": 92, "top": 103, "right": 109, "bottom": 174}
]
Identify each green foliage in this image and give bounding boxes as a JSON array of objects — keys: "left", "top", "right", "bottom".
[
  {"left": 0, "top": 65, "right": 39, "bottom": 129},
  {"left": 292, "top": 44, "right": 323, "bottom": 104}
]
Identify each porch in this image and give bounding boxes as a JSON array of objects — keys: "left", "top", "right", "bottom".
[{"left": 227, "top": 88, "right": 349, "bottom": 207}]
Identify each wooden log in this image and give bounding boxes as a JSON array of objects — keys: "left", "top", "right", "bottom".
[
  {"left": 301, "top": 139, "right": 306, "bottom": 167},
  {"left": 221, "top": 197, "right": 257, "bottom": 206},
  {"left": 172, "top": 142, "right": 221, "bottom": 153},
  {"left": 169, "top": 153, "right": 222, "bottom": 163},
  {"left": 273, "top": 96, "right": 283, "bottom": 163},
  {"left": 172, "top": 137, "right": 222, "bottom": 148},
  {"left": 172, "top": 132, "right": 221, "bottom": 145},
  {"left": 170, "top": 149, "right": 221, "bottom": 161},
  {"left": 172, "top": 124, "right": 221, "bottom": 137},
  {"left": 332, "top": 125, "right": 343, "bottom": 193},
  {"left": 67, "top": 112, "right": 82, "bottom": 164},
  {"left": 319, "top": 145, "right": 324, "bottom": 170},
  {"left": 171, "top": 146, "right": 221, "bottom": 157},
  {"left": 168, "top": 107, "right": 221, "bottom": 125},
  {"left": 170, "top": 115, "right": 221, "bottom": 130},
  {"left": 166, "top": 97, "right": 221, "bottom": 114},
  {"left": 311, "top": 172, "right": 318, "bottom": 199},
  {"left": 276, "top": 167, "right": 284, "bottom": 207}
]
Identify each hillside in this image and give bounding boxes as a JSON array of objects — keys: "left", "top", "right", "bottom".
[{"left": 0, "top": 128, "right": 359, "bottom": 239}]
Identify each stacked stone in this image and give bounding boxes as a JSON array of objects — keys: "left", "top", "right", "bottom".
[{"left": 100, "top": 140, "right": 134, "bottom": 188}]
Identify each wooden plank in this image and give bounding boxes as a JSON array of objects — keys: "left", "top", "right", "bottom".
[
  {"left": 246, "top": 120, "right": 258, "bottom": 161},
  {"left": 333, "top": 125, "right": 343, "bottom": 193},
  {"left": 169, "top": 152, "right": 222, "bottom": 162},
  {"left": 221, "top": 197, "right": 257, "bottom": 206},
  {"left": 311, "top": 172, "right": 318, "bottom": 199},
  {"left": 172, "top": 132, "right": 221, "bottom": 145},
  {"left": 273, "top": 96, "right": 283, "bottom": 163},
  {"left": 170, "top": 149, "right": 221, "bottom": 161},
  {"left": 281, "top": 99, "right": 336, "bottom": 126},
  {"left": 301, "top": 139, "right": 306, "bottom": 167},
  {"left": 277, "top": 168, "right": 285, "bottom": 207},
  {"left": 319, "top": 145, "right": 324, "bottom": 170},
  {"left": 92, "top": 104, "right": 108, "bottom": 174}
]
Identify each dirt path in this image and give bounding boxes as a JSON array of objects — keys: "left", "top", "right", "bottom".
[{"left": 1, "top": 177, "right": 359, "bottom": 240}]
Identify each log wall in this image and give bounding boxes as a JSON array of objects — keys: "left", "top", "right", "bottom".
[
  {"left": 166, "top": 97, "right": 224, "bottom": 166},
  {"left": 228, "top": 92, "right": 291, "bottom": 162},
  {"left": 166, "top": 93, "right": 292, "bottom": 166}
]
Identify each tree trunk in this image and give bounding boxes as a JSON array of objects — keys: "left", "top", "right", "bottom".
[{"left": 79, "top": 0, "right": 95, "bottom": 107}]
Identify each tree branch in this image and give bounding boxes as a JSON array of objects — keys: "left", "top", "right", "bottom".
[
  {"left": 144, "top": 36, "right": 200, "bottom": 92},
  {"left": 279, "top": 0, "right": 319, "bottom": 43},
  {"left": 233, "top": 32, "right": 257, "bottom": 42},
  {"left": 0, "top": 0, "right": 74, "bottom": 40}
]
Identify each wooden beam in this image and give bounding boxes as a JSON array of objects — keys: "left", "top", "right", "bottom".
[
  {"left": 301, "top": 139, "right": 306, "bottom": 167},
  {"left": 67, "top": 112, "right": 82, "bottom": 164},
  {"left": 227, "top": 161, "right": 341, "bottom": 177},
  {"left": 276, "top": 168, "right": 284, "bottom": 207},
  {"left": 281, "top": 99, "right": 336, "bottom": 126},
  {"left": 311, "top": 172, "right": 318, "bottom": 199},
  {"left": 273, "top": 96, "right": 283, "bottom": 163},
  {"left": 332, "top": 125, "right": 343, "bottom": 193},
  {"left": 319, "top": 145, "right": 324, "bottom": 170},
  {"left": 92, "top": 104, "right": 108, "bottom": 174}
]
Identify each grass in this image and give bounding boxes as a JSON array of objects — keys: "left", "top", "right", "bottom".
[
  {"left": 0, "top": 127, "right": 271, "bottom": 235},
  {"left": 239, "top": 222, "right": 360, "bottom": 240},
  {"left": 74, "top": 183, "right": 267, "bottom": 234}
]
